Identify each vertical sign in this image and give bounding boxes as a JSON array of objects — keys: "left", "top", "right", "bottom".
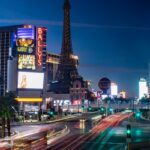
[
  {"left": 37, "top": 27, "right": 47, "bottom": 71},
  {"left": 37, "top": 28, "right": 43, "bottom": 69}
]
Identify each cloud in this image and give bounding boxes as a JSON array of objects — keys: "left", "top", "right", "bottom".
[{"left": 0, "top": 19, "right": 150, "bottom": 31}]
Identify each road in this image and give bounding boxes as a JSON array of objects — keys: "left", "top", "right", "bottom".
[
  {"left": 80, "top": 116, "right": 150, "bottom": 150},
  {"left": 0, "top": 113, "right": 96, "bottom": 149},
  {"left": 1, "top": 111, "right": 150, "bottom": 150},
  {"left": 48, "top": 112, "right": 132, "bottom": 150},
  {"left": 0, "top": 122, "right": 66, "bottom": 149}
]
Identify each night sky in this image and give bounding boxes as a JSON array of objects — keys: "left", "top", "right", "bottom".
[{"left": 0, "top": 0, "right": 150, "bottom": 97}]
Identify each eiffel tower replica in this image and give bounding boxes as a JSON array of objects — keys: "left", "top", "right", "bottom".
[{"left": 50, "top": 0, "right": 83, "bottom": 94}]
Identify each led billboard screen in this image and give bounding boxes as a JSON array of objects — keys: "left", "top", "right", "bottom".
[
  {"left": 16, "top": 38, "right": 34, "bottom": 47},
  {"left": 18, "top": 54, "right": 36, "bottom": 70},
  {"left": 18, "top": 72, "right": 44, "bottom": 89},
  {"left": 16, "top": 38, "right": 35, "bottom": 54},
  {"left": 17, "top": 27, "right": 35, "bottom": 39},
  {"left": 17, "top": 47, "right": 34, "bottom": 54}
]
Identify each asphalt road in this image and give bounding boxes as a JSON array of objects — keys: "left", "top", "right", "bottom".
[
  {"left": 3, "top": 112, "right": 148, "bottom": 150},
  {"left": 79, "top": 117, "right": 150, "bottom": 150},
  {"left": 48, "top": 112, "right": 132, "bottom": 150}
]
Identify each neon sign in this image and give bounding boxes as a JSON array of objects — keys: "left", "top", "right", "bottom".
[
  {"left": 37, "top": 28, "right": 43, "bottom": 68},
  {"left": 36, "top": 27, "right": 47, "bottom": 70}
]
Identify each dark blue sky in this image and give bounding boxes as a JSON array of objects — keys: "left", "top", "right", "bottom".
[{"left": 0, "top": 0, "right": 150, "bottom": 97}]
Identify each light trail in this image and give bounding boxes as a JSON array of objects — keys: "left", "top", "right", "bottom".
[{"left": 60, "top": 112, "right": 133, "bottom": 150}]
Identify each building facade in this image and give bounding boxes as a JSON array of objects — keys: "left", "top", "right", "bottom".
[
  {"left": 0, "top": 25, "right": 47, "bottom": 118},
  {"left": 48, "top": 0, "right": 88, "bottom": 107},
  {"left": 0, "top": 25, "right": 22, "bottom": 96},
  {"left": 139, "top": 78, "right": 148, "bottom": 99},
  {"left": 46, "top": 52, "right": 60, "bottom": 83},
  {"left": 110, "top": 82, "right": 118, "bottom": 96}
]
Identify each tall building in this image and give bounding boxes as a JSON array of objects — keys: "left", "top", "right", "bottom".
[
  {"left": 50, "top": 0, "right": 84, "bottom": 94},
  {"left": 46, "top": 52, "right": 60, "bottom": 82},
  {"left": 0, "top": 25, "right": 47, "bottom": 116},
  {"left": 110, "top": 82, "right": 118, "bottom": 96},
  {"left": 139, "top": 78, "right": 148, "bottom": 99},
  {"left": 0, "top": 25, "right": 22, "bottom": 95},
  {"left": 0, "top": 25, "right": 47, "bottom": 96}
]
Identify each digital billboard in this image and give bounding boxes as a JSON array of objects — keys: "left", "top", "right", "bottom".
[
  {"left": 17, "top": 26, "right": 35, "bottom": 39},
  {"left": 16, "top": 38, "right": 35, "bottom": 54},
  {"left": 17, "top": 47, "right": 34, "bottom": 54},
  {"left": 18, "top": 54, "right": 36, "bottom": 70},
  {"left": 16, "top": 38, "right": 34, "bottom": 47},
  {"left": 18, "top": 72, "right": 44, "bottom": 89}
]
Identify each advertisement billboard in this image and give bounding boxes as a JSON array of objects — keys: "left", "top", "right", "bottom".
[
  {"left": 17, "top": 47, "right": 34, "bottom": 53},
  {"left": 16, "top": 38, "right": 34, "bottom": 54},
  {"left": 17, "top": 26, "right": 35, "bottom": 39},
  {"left": 18, "top": 72, "right": 44, "bottom": 89},
  {"left": 18, "top": 54, "right": 36, "bottom": 70},
  {"left": 16, "top": 38, "right": 34, "bottom": 47}
]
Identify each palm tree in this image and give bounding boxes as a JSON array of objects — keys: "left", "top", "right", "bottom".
[{"left": 0, "top": 92, "right": 18, "bottom": 137}]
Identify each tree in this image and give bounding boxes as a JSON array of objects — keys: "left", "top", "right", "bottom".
[{"left": 0, "top": 92, "right": 18, "bottom": 137}]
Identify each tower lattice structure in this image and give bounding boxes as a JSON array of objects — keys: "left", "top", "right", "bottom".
[{"left": 55, "top": 0, "right": 79, "bottom": 93}]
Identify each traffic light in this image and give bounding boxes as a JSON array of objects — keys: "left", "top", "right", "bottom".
[
  {"left": 81, "top": 105, "right": 85, "bottom": 110},
  {"left": 100, "top": 107, "right": 105, "bottom": 112},
  {"left": 101, "top": 107, "right": 105, "bottom": 111},
  {"left": 99, "top": 107, "right": 105, "bottom": 114},
  {"left": 136, "top": 111, "right": 141, "bottom": 118},
  {"left": 88, "top": 106, "right": 92, "bottom": 111},
  {"left": 126, "top": 124, "right": 131, "bottom": 138},
  {"left": 50, "top": 111, "right": 54, "bottom": 115},
  {"left": 48, "top": 110, "right": 54, "bottom": 116},
  {"left": 108, "top": 108, "right": 113, "bottom": 112}
]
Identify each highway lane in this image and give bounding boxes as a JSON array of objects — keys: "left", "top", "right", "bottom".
[
  {"left": 0, "top": 112, "right": 133, "bottom": 150},
  {"left": 48, "top": 112, "right": 132, "bottom": 150},
  {"left": 86, "top": 116, "right": 150, "bottom": 150}
]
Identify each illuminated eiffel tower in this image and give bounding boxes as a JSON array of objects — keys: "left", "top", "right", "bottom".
[{"left": 52, "top": 0, "right": 79, "bottom": 93}]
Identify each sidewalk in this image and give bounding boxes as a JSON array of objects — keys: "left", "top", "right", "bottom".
[{"left": 11, "top": 114, "right": 78, "bottom": 126}]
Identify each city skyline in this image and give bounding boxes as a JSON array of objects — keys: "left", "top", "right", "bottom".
[
  {"left": 0, "top": 0, "right": 150, "bottom": 96},
  {"left": 1, "top": 1, "right": 150, "bottom": 149}
]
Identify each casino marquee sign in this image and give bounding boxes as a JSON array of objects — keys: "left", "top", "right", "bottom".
[{"left": 37, "top": 27, "right": 47, "bottom": 71}]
